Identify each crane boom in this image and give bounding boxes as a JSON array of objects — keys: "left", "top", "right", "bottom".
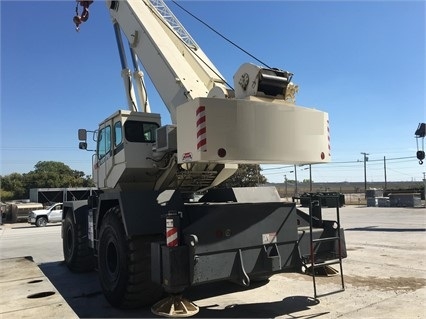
[
  {"left": 106, "top": 0, "right": 229, "bottom": 123},
  {"left": 75, "top": 0, "right": 331, "bottom": 193}
]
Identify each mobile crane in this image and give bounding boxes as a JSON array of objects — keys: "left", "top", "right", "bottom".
[{"left": 63, "top": 0, "right": 346, "bottom": 316}]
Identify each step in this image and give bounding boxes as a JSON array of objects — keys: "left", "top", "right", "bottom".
[
  {"left": 312, "top": 236, "right": 340, "bottom": 243},
  {"left": 312, "top": 258, "right": 341, "bottom": 268}
]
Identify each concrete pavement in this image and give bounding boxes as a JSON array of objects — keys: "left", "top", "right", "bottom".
[{"left": 0, "top": 205, "right": 425, "bottom": 318}]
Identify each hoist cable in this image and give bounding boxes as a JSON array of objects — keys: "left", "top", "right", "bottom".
[{"left": 171, "top": 0, "right": 272, "bottom": 69}]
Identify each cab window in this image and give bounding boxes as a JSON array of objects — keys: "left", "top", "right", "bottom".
[
  {"left": 124, "top": 121, "right": 159, "bottom": 143},
  {"left": 114, "top": 121, "right": 123, "bottom": 146},
  {"left": 97, "top": 125, "right": 111, "bottom": 159}
]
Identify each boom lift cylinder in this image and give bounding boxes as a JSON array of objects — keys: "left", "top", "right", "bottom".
[
  {"left": 113, "top": 21, "right": 138, "bottom": 112},
  {"left": 129, "top": 47, "right": 151, "bottom": 112}
]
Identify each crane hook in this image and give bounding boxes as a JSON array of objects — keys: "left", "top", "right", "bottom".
[
  {"left": 417, "top": 151, "right": 425, "bottom": 165},
  {"left": 73, "top": 15, "right": 82, "bottom": 32},
  {"left": 415, "top": 123, "right": 425, "bottom": 165},
  {"left": 73, "top": 0, "right": 94, "bottom": 31}
]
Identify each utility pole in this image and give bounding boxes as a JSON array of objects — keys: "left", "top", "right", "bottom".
[
  {"left": 284, "top": 175, "right": 288, "bottom": 198},
  {"left": 384, "top": 156, "right": 387, "bottom": 190},
  {"left": 423, "top": 172, "right": 426, "bottom": 207},
  {"left": 309, "top": 164, "right": 312, "bottom": 192},
  {"left": 257, "top": 165, "right": 260, "bottom": 185},
  {"left": 361, "top": 152, "right": 369, "bottom": 195}
]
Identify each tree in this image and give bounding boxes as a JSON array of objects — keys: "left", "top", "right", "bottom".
[
  {"left": 25, "top": 161, "right": 94, "bottom": 189},
  {"left": 0, "top": 161, "right": 94, "bottom": 200},
  {"left": 0, "top": 189, "right": 14, "bottom": 201},
  {"left": 219, "top": 164, "right": 267, "bottom": 188},
  {"left": 0, "top": 173, "right": 26, "bottom": 200}
]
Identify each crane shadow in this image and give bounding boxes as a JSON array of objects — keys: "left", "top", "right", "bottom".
[
  {"left": 345, "top": 226, "right": 426, "bottom": 232},
  {"left": 195, "top": 296, "right": 326, "bottom": 318},
  {"left": 39, "top": 261, "right": 325, "bottom": 318}
]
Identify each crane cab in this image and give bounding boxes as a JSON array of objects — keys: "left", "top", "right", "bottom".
[{"left": 79, "top": 110, "right": 163, "bottom": 190}]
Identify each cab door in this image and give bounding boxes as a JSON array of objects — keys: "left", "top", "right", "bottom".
[{"left": 94, "top": 121, "right": 113, "bottom": 188}]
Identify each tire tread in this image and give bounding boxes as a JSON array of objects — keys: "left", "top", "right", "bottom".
[{"left": 99, "top": 207, "right": 163, "bottom": 308}]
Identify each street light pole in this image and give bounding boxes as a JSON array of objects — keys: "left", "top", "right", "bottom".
[
  {"left": 361, "top": 152, "right": 369, "bottom": 195},
  {"left": 294, "top": 165, "right": 298, "bottom": 195},
  {"left": 423, "top": 172, "right": 426, "bottom": 207}
]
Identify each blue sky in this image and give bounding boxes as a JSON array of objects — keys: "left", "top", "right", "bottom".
[{"left": 1, "top": 0, "right": 425, "bottom": 184}]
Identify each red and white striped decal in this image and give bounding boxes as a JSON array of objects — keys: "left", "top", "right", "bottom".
[
  {"left": 166, "top": 221, "right": 178, "bottom": 247},
  {"left": 196, "top": 106, "right": 207, "bottom": 152},
  {"left": 327, "top": 119, "right": 331, "bottom": 157}
]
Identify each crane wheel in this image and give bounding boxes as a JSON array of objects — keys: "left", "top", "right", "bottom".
[
  {"left": 98, "top": 206, "right": 164, "bottom": 308},
  {"left": 63, "top": 211, "right": 95, "bottom": 272}
]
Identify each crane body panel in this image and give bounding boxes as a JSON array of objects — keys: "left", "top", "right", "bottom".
[{"left": 176, "top": 97, "right": 330, "bottom": 165}]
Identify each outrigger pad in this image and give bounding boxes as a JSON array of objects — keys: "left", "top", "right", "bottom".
[{"left": 151, "top": 295, "right": 199, "bottom": 318}]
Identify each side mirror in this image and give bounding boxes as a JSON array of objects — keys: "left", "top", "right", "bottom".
[
  {"left": 79, "top": 142, "right": 88, "bottom": 150},
  {"left": 78, "top": 129, "right": 87, "bottom": 141}
]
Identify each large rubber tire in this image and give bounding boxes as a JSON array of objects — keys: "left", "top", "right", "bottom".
[
  {"left": 36, "top": 216, "right": 47, "bottom": 227},
  {"left": 63, "top": 211, "right": 95, "bottom": 272},
  {"left": 98, "top": 206, "right": 164, "bottom": 308}
]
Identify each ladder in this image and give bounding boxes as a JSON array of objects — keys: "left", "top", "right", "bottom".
[{"left": 308, "top": 195, "right": 345, "bottom": 299}]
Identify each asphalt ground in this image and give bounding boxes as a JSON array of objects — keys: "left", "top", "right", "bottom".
[{"left": 0, "top": 205, "right": 425, "bottom": 318}]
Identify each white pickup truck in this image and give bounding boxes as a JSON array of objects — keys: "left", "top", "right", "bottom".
[{"left": 28, "top": 203, "right": 63, "bottom": 227}]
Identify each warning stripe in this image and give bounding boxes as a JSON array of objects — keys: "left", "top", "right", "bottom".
[
  {"left": 327, "top": 120, "right": 331, "bottom": 157},
  {"left": 196, "top": 106, "right": 205, "bottom": 116},
  {"left": 197, "top": 139, "right": 207, "bottom": 150},
  {"left": 196, "top": 106, "right": 207, "bottom": 152},
  {"left": 197, "top": 127, "right": 206, "bottom": 138},
  {"left": 166, "top": 227, "right": 178, "bottom": 247},
  {"left": 196, "top": 116, "right": 206, "bottom": 127}
]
